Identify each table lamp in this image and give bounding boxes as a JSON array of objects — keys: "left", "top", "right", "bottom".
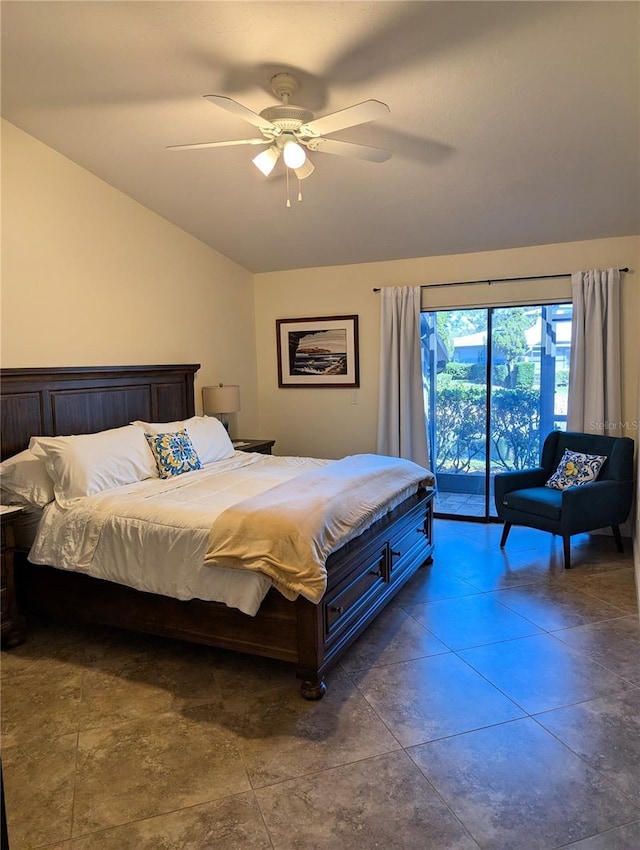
[{"left": 202, "top": 384, "right": 241, "bottom": 431}]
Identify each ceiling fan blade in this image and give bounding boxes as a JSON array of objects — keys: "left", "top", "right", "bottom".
[
  {"left": 167, "top": 138, "right": 268, "bottom": 151},
  {"left": 204, "top": 94, "right": 279, "bottom": 132},
  {"left": 299, "top": 100, "right": 390, "bottom": 137},
  {"left": 306, "top": 138, "right": 392, "bottom": 163}
]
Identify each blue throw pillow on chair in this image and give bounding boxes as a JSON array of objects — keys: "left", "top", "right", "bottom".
[{"left": 545, "top": 449, "right": 606, "bottom": 491}]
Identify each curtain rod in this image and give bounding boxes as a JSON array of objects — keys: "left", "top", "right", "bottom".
[{"left": 372, "top": 267, "right": 629, "bottom": 292}]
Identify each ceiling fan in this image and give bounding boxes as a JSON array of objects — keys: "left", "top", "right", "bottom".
[{"left": 168, "top": 73, "right": 392, "bottom": 201}]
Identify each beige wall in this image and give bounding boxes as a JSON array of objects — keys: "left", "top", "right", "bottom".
[
  {"left": 1, "top": 121, "right": 259, "bottom": 436},
  {"left": 254, "top": 236, "right": 639, "bottom": 458}
]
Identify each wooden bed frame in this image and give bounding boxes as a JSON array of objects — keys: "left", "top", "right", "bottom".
[{"left": 0, "top": 365, "right": 435, "bottom": 698}]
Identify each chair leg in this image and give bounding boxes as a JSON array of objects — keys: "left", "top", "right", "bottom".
[
  {"left": 499, "top": 522, "right": 512, "bottom": 548},
  {"left": 611, "top": 525, "right": 624, "bottom": 553},
  {"left": 563, "top": 536, "right": 571, "bottom": 569}
]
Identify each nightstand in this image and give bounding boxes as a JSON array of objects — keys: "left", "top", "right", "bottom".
[
  {"left": 232, "top": 439, "right": 275, "bottom": 455},
  {"left": 1, "top": 507, "right": 26, "bottom": 649}
]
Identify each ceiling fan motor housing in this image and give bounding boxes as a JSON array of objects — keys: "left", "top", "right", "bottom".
[
  {"left": 261, "top": 73, "right": 313, "bottom": 134},
  {"left": 270, "top": 72, "right": 298, "bottom": 99},
  {"left": 259, "top": 105, "right": 313, "bottom": 132}
]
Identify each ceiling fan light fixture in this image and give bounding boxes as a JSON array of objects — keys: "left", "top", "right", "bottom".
[
  {"left": 282, "top": 139, "right": 306, "bottom": 169},
  {"left": 294, "top": 158, "right": 315, "bottom": 180},
  {"left": 252, "top": 146, "right": 280, "bottom": 176}
]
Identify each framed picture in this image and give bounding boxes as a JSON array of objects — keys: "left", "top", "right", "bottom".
[{"left": 276, "top": 315, "right": 360, "bottom": 388}]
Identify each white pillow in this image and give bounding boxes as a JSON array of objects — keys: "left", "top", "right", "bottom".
[
  {"left": 0, "top": 449, "right": 55, "bottom": 508},
  {"left": 131, "top": 416, "right": 235, "bottom": 465},
  {"left": 132, "top": 418, "right": 184, "bottom": 433},
  {"left": 29, "top": 425, "right": 158, "bottom": 505}
]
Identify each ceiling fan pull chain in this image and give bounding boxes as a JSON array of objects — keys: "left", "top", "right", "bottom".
[
  {"left": 298, "top": 176, "right": 303, "bottom": 203},
  {"left": 286, "top": 167, "right": 291, "bottom": 208}
]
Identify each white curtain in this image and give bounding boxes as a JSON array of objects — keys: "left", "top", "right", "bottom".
[
  {"left": 567, "top": 268, "right": 622, "bottom": 435},
  {"left": 376, "top": 286, "right": 430, "bottom": 468}
]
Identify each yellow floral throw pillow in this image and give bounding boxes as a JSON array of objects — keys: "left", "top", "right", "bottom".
[
  {"left": 545, "top": 448, "right": 606, "bottom": 491},
  {"left": 145, "top": 429, "right": 202, "bottom": 478}
]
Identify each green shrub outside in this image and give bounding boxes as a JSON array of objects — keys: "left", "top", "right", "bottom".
[
  {"left": 514, "top": 362, "right": 535, "bottom": 388},
  {"left": 434, "top": 383, "right": 541, "bottom": 473},
  {"left": 434, "top": 384, "right": 486, "bottom": 473},
  {"left": 469, "top": 363, "right": 487, "bottom": 383},
  {"left": 444, "top": 362, "right": 473, "bottom": 380},
  {"left": 493, "top": 364, "right": 508, "bottom": 385}
]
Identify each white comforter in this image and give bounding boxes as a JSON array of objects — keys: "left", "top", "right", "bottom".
[
  {"left": 29, "top": 452, "right": 433, "bottom": 615},
  {"left": 205, "top": 454, "right": 434, "bottom": 603}
]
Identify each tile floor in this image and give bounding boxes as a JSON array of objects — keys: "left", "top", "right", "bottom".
[{"left": 2, "top": 520, "right": 639, "bottom": 849}]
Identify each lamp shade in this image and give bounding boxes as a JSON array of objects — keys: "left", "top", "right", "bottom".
[
  {"left": 202, "top": 384, "right": 241, "bottom": 415},
  {"left": 283, "top": 139, "right": 306, "bottom": 169},
  {"left": 252, "top": 146, "right": 280, "bottom": 177},
  {"left": 294, "top": 158, "right": 315, "bottom": 180}
]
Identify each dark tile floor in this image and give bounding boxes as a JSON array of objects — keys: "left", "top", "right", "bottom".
[{"left": 2, "top": 520, "right": 639, "bottom": 849}]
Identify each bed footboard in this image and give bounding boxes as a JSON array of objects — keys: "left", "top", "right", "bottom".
[{"left": 295, "top": 487, "right": 434, "bottom": 697}]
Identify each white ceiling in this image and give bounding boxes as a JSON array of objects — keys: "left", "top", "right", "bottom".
[{"left": 2, "top": 1, "right": 638, "bottom": 274}]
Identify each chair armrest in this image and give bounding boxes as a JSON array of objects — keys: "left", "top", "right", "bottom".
[
  {"left": 494, "top": 468, "right": 548, "bottom": 502},
  {"left": 562, "top": 479, "right": 634, "bottom": 528}
]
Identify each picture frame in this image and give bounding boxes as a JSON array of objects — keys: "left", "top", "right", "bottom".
[{"left": 276, "top": 315, "right": 360, "bottom": 388}]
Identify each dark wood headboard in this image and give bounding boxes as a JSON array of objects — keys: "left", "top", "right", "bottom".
[{"left": 0, "top": 364, "right": 200, "bottom": 459}]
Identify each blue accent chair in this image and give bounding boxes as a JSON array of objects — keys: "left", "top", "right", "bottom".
[{"left": 494, "top": 431, "right": 635, "bottom": 569}]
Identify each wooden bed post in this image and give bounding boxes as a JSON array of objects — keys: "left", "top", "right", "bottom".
[{"left": 295, "top": 598, "right": 327, "bottom": 700}]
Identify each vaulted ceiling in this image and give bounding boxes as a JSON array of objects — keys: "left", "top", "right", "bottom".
[{"left": 2, "top": 1, "right": 638, "bottom": 273}]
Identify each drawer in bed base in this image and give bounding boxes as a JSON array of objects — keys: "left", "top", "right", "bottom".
[{"left": 321, "top": 490, "right": 434, "bottom": 651}]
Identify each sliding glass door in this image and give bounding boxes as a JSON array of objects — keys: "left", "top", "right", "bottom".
[{"left": 421, "top": 302, "right": 572, "bottom": 520}]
